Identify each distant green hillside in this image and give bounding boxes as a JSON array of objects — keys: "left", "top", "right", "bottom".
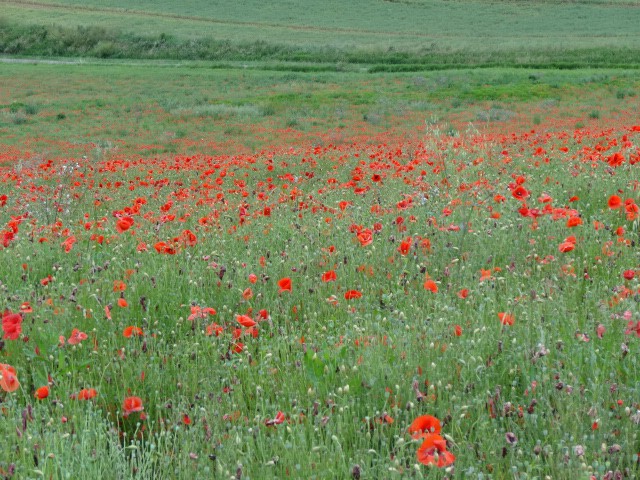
[{"left": 2, "top": 0, "right": 640, "bottom": 68}]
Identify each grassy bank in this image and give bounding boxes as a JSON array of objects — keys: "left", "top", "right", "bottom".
[{"left": 2, "top": 0, "right": 640, "bottom": 68}]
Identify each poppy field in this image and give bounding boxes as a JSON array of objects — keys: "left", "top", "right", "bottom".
[{"left": 0, "top": 63, "right": 640, "bottom": 479}]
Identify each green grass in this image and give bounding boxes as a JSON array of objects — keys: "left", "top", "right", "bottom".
[
  {"left": 0, "top": 89, "right": 639, "bottom": 477},
  {"left": 1, "top": 62, "right": 638, "bottom": 157},
  {"left": 0, "top": 7, "right": 639, "bottom": 475},
  {"left": 2, "top": 0, "right": 640, "bottom": 67}
]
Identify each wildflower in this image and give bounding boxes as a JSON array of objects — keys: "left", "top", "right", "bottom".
[
  {"left": 123, "top": 326, "right": 143, "bottom": 338},
  {"left": 624, "top": 321, "right": 640, "bottom": 337},
  {"left": 116, "top": 216, "right": 134, "bottom": 233},
  {"left": 608, "top": 195, "right": 622, "bottom": 209},
  {"left": 35, "top": 386, "right": 50, "bottom": 399},
  {"left": 2, "top": 312, "right": 22, "bottom": 340},
  {"left": 398, "top": 237, "right": 412, "bottom": 256},
  {"left": 187, "top": 306, "right": 216, "bottom": 321},
  {"left": 321, "top": 270, "right": 337, "bottom": 282},
  {"left": 236, "top": 315, "right": 256, "bottom": 328},
  {"left": 498, "top": 312, "right": 514, "bottom": 326},
  {"left": 559, "top": 235, "right": 576, "bottom": 253},
  {"left": 265, "top": 411, "right": 285, "bottom": 426},
  {"left": 278, "top": 277, "right": 292, "bottom": 293},
  {"left": 409, "top": 415, "right": 441, "bottom": 438},
  {"left": 417, "top": 434, "right": 456, "bottom": 467},
  {"left": 356, "top": 229, "right": 373, "bottom": 247},
  {"left": 566, "top": 216, "right": 582, "bottom": 227},
  {"left": 67, "top": 328, "right": 88, "bottom": 345},
  {"left": 0, "top": 363, "right": 19, "bottom": 392},
  {"left": 479, "top": 269, "right": 493, "bottom": 282},
  {"left": 75, "top": 388, "right": 97, "bottom": 400},
  {"left": 423, "top": 279, "right": 438, "bottom": 293},
  {"left": 154, "top": 241, "right": 176, "bottom": 255},
  {"left": 123, "top": 396, "right": 144, "bottom": 417},
  {"left": 511, "top": 185, "right": 530, "bottom": 201},
  {"left": 344, "top": 290, "right": 362, "bottom": 300},
  {"left": 61, "top": 235, "right": 76, "bottom": 253},
  {"left": 19, "top": 302, "right": 32, "bottom": 314},
  {"left": 206, "top": 323, "right": 223, "bottom": 336}
]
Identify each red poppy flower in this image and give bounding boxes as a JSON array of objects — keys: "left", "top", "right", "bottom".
[
  {"left": 409, "top": 415, "right": 442, "bottom": 438},
  {"left": 558, "top": 241, "right": 575, "bottom": 253},
  {"left": 608, "top": 195, "right": 622, "bottom": 209},
  {"left": 278, "top": 277, "right": 292, "bottom": 293},
  {"left": 206, "top": 323, "right": 223, "bottom": 336},
  {"left": 457, "top": 289, "right": 469, "bottom": 299},
  {"left": 566, "top": 216, "right": 582, "bottom": 228},
  {"left": 180, "top": 229, "right": 197, "bottom": 247},
  {"left": 116, "top": 216, "right": 134, "bottom": 233},
  {"left": 398, "top": 238, "right": 412, "bottom": 256},
  {"left": 123, "top": 396, "right": 144, "bottom": 417},
  {"left": 0, "top": 363, "right": 19, "bottom": 392},
  {"left": 265, "top": 411, "right": 285, "bottom": 426},
  {"left": 19, "top": 302, "right": 32, "bottom": 314},
  {"left": 75, "top": 388, "right": 97, "bottom": 400},
  {"left": 511, "top": 185, "right": 530, "bottom": 201},
  {"left": 498, "top": 312, "right": 514, "bottom": 326},
  {"left": 479, "top": 269, "right": 493, "bottom": 282},
  {"left": 417, "top": 433, "right": 456, "bottom": 467},
  {"left": 625, "top": 321, "right": 640, "bottom": 337},
  {"left": 188, "top": 306, "right": 216, "bottom": 321},
  {"left": 61, "top": 235, "right": 76, "bottom": 253},
  {"left": 154, "top": 241, "right": 176, "bottom": 255},
  {"left": 67, "top": 328, "right": 88, "bottom": 345},
  {"left": 344, "top": 290, "right": 362, "bottom": 300},
  {"left": 236, "top": 314, "right": 256, "bottom": 328},
  {"left": 321, "top": 270, "right": 337, "bottom": 282},
  {"left": 123, "top": 326, "right": 143, "bottom": 338},
  {"left": 622, "top": 270, "right": 635, "bottom": 281},
  {"left": 34, "top": 385, "right": 49, "bottom": 399},
  {"left": 2, "top": 312, "right": 22, "bottom": 340},
  {"left": 423, "top": 280, "right": 438, "bottom": 293},
  {"left": 357, "top": 229, "right": 373, "bottom": 247}
]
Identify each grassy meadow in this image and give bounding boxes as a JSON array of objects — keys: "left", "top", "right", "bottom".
[
  {"left": 3, "top": 0, "right": 640, "bottom": 67},
  {"left": 1, "top": 1, "right": 640, "bottom": 479}
]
